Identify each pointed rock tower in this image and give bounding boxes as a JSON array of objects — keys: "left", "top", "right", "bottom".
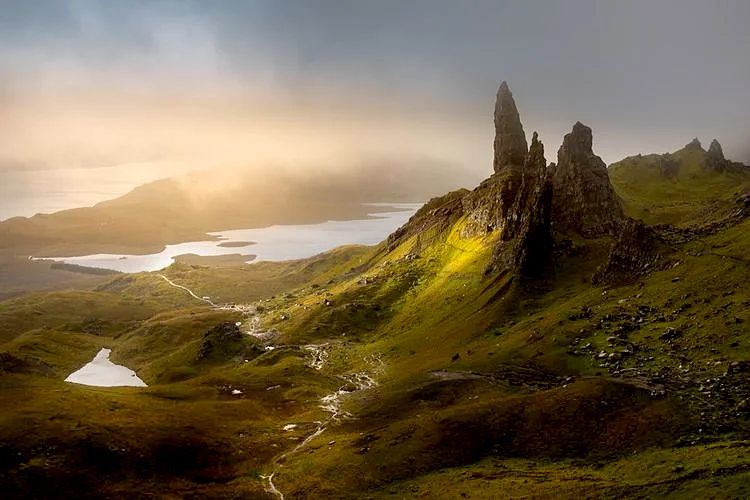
[
  {"left": 490, "top": 131, "right": 553, "bottom": 276},
  {"left": 493, "top": 81, "right": 528, "bottom": 173},
  {"left": 707, "top": 139, "right": 724, "bottom": 160},
  {"left": 462, "top": 82, "right": 531, "bottom": 237},
  {"left": 704, "top": 139, "right": 727, "bottom": 171},
  {"left": 550, "top": 122, "right": 624, "bottom": 237},
  {"left": 684, "top": 137, "right": 704, "bottom": 152}
]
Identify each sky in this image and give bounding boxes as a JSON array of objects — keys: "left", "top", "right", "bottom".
[{"left": 1, "top": 0, "right": 749, "bottom": 206}]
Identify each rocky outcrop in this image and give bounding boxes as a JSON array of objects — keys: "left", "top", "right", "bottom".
[
  {"left": 460, "top": 169, "right": 522, "bottom": 238},
  {"left": 388, "top": 82, "right": 642, "bottom": 284},
  {"left": 488, "top": 132, "right": 553, "bottom": 276},
  {"left": 704, "top": 138, "right": 726, "bottom": 171},
  {"left": 707, "top": 139, "right": 724, "bottom": 160},
  {"left": 699, "top": 138, "right": 750, "bottom": 174},
  {"left": 684, "top": 137, "right": 704, "bottom": 151},
  {"left": 493, "top": 81, "right": 528, "bottom": 173},
  {"left": 549, "top": 122, "right": 624, "bottom": 237},
  {"left": 592, "top": 219, "right": 663, "bottom": 286},
  {"left": 196, "top": 322, "right": 259, "bottom": 362},
  {"left": 462, "top": 82, "right": 530, "bottom": 238}
]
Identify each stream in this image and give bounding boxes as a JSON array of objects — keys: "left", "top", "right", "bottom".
[{"left": 158, "top": 274, "right": 382, "bottom": 499}]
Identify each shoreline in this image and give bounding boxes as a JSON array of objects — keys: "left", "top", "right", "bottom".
[{"left": 8, "top": 202, "right": 419, "bottom": 259}]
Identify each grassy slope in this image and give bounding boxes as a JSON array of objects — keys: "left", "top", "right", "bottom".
[
  {"left": 1, "top": 158, "right": 749, "bottom": 497},
  {"left": 609, "top": 148, "right": 750, "bottom": 226}
]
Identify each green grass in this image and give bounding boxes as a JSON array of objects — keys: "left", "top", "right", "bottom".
[
  {"left": 609, "top": 148, "right": 750, "bottom": 226},
  {"left": 0, "top": 163, "right": 749, "bottom": 497}
]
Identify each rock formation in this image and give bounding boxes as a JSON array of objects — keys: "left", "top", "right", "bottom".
[
  {"left": 684, "top": 137, "right": 704, "bottom": 151},
  {"left": 592, "top": 219, "right": 663, "bottom": 286},
  {"left": 390, "top": 82, "right": 630, "bottom": 282},
  {"left": 493, "top": 81, "right": 528, "bottom": 173},
  {"left": 705, "top": 139, "right": 728, "bottom": 171},
  {"left": 462, "top": 82, "right": 530, "bottom": 237},
  {"left": 707, "top": 139, "right": 724, "bottom": 160},
  {"left": 549, "top": 122, "right": 624, "bottom": 237},
  {"left": 489, "top": 132, "right": 553, "bottom": 276}
]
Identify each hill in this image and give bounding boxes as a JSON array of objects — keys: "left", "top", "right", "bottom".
[
  {"left": 0, "top": 159, "right": 467, "bottom": 258},
  {"left": 0, "top": 83, "right": 748, "bottom": 498}
]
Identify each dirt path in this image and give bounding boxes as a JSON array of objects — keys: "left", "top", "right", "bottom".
[
  {"left": 157, "top": 274, "right": 217, "bottom": 306},
  {"left": 262, "top": 345, "right": 383, "bottom": 499},
  {"left": 155, "top": 273, "right": 382, "bottom": 499}
]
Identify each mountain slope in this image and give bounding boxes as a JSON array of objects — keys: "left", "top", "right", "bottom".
[
  {"left": 610, "top": 138, "right": 750, "bottom": 227},
  {"left": 0, "top": 83, "right": 749, "bottom": 498}
]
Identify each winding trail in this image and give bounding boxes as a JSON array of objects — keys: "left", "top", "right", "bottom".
[
  {"left": 158, "top": 274, "right": 217, "bottom": 306},
  {"left": 155, "top": 273, "right": 382, "bottom": 499},
  {"left": 261, "top": 344, "right": 383, "bottom": 498}
]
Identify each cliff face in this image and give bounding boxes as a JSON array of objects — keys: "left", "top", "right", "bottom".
[
  {"left": 390, "top": 82, "right": 626, "bottom": 280},
  {"left": 549, "top": 122, "right": 625, "bottom": 237},
  {"left": 487, "top": 132, "right": 552, "bottom": 276}
]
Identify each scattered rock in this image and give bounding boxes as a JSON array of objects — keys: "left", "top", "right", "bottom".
[
  {"left": 660, "top": 327, "right": 681, "bottom": 341},
  {"left": 727, "top": 361, "right": 750, "bottom": 375}
]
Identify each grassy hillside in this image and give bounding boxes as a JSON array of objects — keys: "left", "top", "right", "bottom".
[
  {"left": 0, "top": 155, "right": 749, "bottom": 497},
  {"left": 609, "top": 147, "right": 750, "bottom": 226}
]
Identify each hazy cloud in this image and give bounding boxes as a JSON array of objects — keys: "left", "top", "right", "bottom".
[{"left": 1, "top": 0, "right": 748, "bottom": 177}]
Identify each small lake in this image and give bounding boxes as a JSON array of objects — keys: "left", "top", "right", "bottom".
[
  {"left": 65, "top": 348, "right": 147, "bottom": 387},
  {"left": 41, "top": 203, "right": 421, "bottom": 273}
]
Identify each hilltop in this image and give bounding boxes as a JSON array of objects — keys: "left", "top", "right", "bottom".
[
  {"left": 0, "top": 83, "right": 748, "bottom": 498},
  {"left": 0, "top": 159, "right": 468, "bottom": 258}
]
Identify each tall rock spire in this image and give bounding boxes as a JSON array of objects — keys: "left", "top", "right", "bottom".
[
  {"left": 704, "top": 138, "right": 728, "bottom": 171},
  {"left": 486, "top": 131, "right": 553, "bottom": 276},
  {"left": 550, "top": 122, "right": 624, "bottom": 236},
  {"left": 707, "top": 139, "right": 725, "bottom": 160},
  {"left": 493, "top": 81, "right": 528, "bottom": 173}
]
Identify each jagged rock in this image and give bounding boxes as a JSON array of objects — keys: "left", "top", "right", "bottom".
[
  {"left": 493, "top": 81, "right": 528, "bottom": 173},
  {"left": 487, "top": 132, "right": 553, "bottom": 276},
  {"left": 550, "top": 122, "right": 624, "bottom": 237},
  {"left": 684, "top": 137, "right": 704, "bottom": 151},
  {"left": 707, "top": 139, "right": 724, "bottom": 160},
  {"left": 592, "top": 219, "right": 662, "bottom": 286},
  {"left": 703, "top": 138, "right": 735, "bottom": 172},
  {"left": 460, "top": 171, "right": 521, "bottom": 238},
  {"left": 460, "top": 82, "right": 530, "bottom": 238}
]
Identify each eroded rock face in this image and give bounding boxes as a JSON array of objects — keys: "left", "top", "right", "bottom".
[
  {"left": 684, "top": 137, "right": 704, "bottom": 151},
  {"left": 493, "top": 81, "right": 528, "bottom": 173},
  {"left": 461, "top": 82, "right": 531, "bottom": 238},
  {"left": 488, "top": 132, "right": 553, "bottom": 276},
  {"left": 387, "top": 83, "right": 633, "bottom": 282},
  {"left": 707, "top": 139, "right": 725, "bottom": 160},
  {"left": 460, "top": 169, "right": 522, "bottom": 238},
  {"left": 705, "top": 139, "right": 728, "bottom": 172},
  {"left": 550, "top": 122, "right": 624, "bottom": 237},
  {"left": 592, "top": 219, "right": 663, "bottom": 286}
]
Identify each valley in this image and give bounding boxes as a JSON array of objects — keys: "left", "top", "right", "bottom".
[{"left": 1, "top": 83, "right": 749, "bottom": 499}]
